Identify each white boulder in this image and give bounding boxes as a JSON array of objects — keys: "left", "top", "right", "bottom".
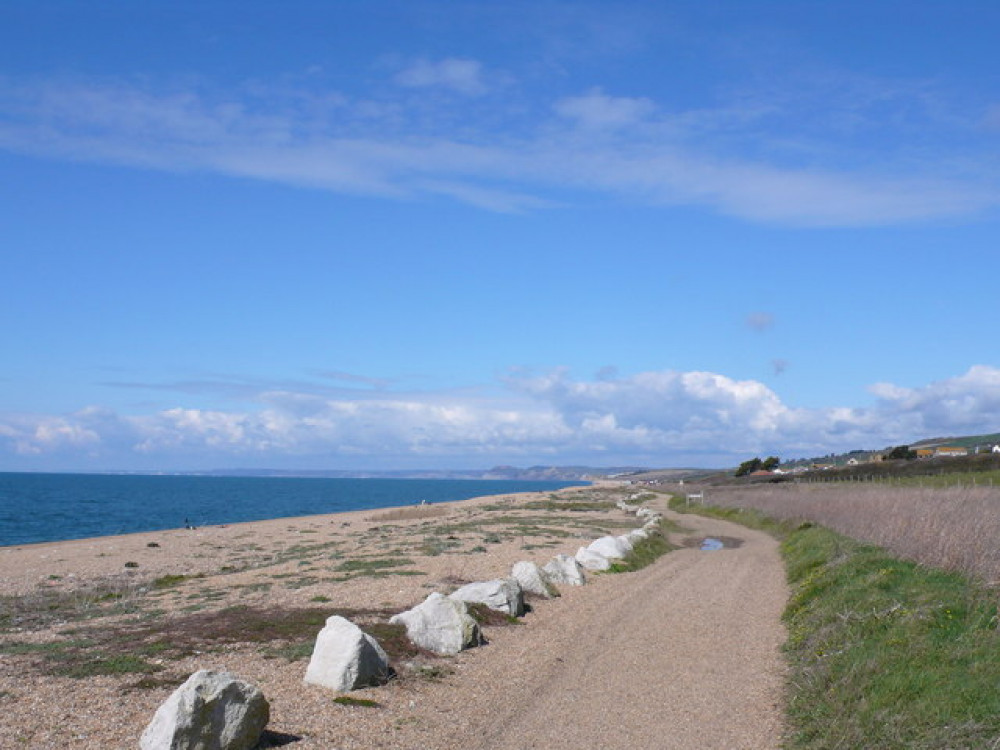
[
  {"left": 626, "top": 529, "right": 650, "bottom": 544},
  {"left": 575, "top": 546, "right": 612, "bottom": 571},
  {"left": 587, "top": 535, "right": 632, "bottom": 560},
  {"left": 542, "top": 554, "right": 586, "bottom": 586},
  {"left": 389, "top": 592, "right": 482, "bottom": 656},
  {"left": 449, "top": 578, "right": 525, "bottom": 617},
  {"left": 140, "top": 670, "right": 269, "bottom": 750},
  {"left": 304, "top": 615, "right": 389, "bottom": 692},
  {"left": 511, "top": 561, "right": 558, "bottom": 598}
]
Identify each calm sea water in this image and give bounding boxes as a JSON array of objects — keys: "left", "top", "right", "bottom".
[{"left": 0, "top": 473, "right": 585, "bottom": 547}]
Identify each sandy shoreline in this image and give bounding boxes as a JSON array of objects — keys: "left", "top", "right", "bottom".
[
  {"left": 0, "top": 485, "right": 597, "bottom": 596},
  {"left": 0, "top": 482, "right": 788, "bottom": 749}
]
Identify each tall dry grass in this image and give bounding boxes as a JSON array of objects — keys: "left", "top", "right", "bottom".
[{"left": 704, "top": 483, "right": 1000, "bottom": 584}]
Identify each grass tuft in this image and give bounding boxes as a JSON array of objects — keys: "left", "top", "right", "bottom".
[
  {"left": 607, "top": 521, "right": 677, "bottom": 573},
  {"left": 333, "top": 695, "right": 381, "bottom": 708},
  {"left": 465, "top": 602, "right": 520, "bottom": 626}
]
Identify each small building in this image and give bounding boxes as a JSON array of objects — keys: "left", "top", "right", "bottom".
[{"left": 935, "top": 446, "right": 968, "bottom": 458}]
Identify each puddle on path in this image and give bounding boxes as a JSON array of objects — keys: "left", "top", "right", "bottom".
[{"left": 682, "top": 536, "right": 745, "bottom": 551}]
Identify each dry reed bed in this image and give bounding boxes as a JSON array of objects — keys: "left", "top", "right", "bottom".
[{"left": 705, "top": 483, "right": 1000, "bottom": 584}]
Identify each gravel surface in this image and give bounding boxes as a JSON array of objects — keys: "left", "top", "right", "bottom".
[
  {"left": 0, "top": 488, "right": 787, "bottom": 749},
  {"left": 466, "top": 511, "right": 789, "bottom": 749}
]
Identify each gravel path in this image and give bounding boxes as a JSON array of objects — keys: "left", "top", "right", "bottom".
[{"left": 456, "top": 508, "right": 790, "bottom": 749}]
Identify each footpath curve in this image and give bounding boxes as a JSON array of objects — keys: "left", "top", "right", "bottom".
[{"left": 426, "top": 505, "right": 789, "bottom": 750}]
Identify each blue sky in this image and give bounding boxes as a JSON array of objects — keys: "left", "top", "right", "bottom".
[{"left": 2, "top": 1, "right": 1000, "bottom": 472}]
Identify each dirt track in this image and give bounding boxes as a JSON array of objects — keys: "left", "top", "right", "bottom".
[{"left": 452, "top": 507, "right": 790, "bottom": 749}]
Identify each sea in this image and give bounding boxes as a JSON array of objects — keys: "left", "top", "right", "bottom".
[{"left": 0, "top": 473, "right": 586, "bottom": 548}]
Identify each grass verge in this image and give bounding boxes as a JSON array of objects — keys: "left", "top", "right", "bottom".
[
  {"left": 607, "top": 520, "right": 678, "bottom": 573},
  {"left": 672, "top": 498, "right": 1000, "bottom": 748}
]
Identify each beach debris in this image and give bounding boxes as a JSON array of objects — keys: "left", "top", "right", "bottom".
[
  {"left": 575, "top": 546, "right": 612, "bottom": 571},
  {"left": 140, "top": 669, "right": 269, "bottom": 750},
  {"left": 389, "top": 592, "right": 483, "bottom": 656},
  {"left": 542, "top": 554, "right": 586, "bottom": 586},
  {"left": 510, "top": 561, "right": 559, "bottom": 598},
  {"left": 449, "top": 578, "right": 525, "bottom": 617},
  {"left": 304, "top": 615, "right": 390, "bottom": 692}
]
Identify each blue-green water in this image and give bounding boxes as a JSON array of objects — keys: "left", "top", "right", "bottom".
[{"left": 0, "top": 473, "right": 585, "bottom": 547}]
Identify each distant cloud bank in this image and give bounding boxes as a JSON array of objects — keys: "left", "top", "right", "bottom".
[{"left": 3, "top": 366, "right": 1000, "bottom": 470}]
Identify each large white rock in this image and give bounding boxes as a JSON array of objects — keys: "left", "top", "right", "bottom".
[
  {"left": 587, "top": 535, "right": 632, "bottom": 560},
  {"left": 627, "top": 528, "right": 650, "bottom": 543},
  {"left": 511, "top": 561, "right": 558, "bottom": 598},
  {"left": 389, "top": 592, "right": 482, "bottom": 656},
  {"left": 542, "top": 554, "right": 586, "bottom": 586},
  {"left": 449, "top": 578, "right": 525, "bottom": 617},
  {"left": 575, "top": 546, "right": 612, "bottom": 571},
  {"left": 140, "top": 670, "right": 269, "bottom": 750},
  {"left": 304, "top": 615, "right": 389, "bottom": 692}
]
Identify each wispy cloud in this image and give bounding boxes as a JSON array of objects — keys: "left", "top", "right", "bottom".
[
  {"left": 553, "top": 88, "right": 655, "bottom": 130},
  {"left": 317, "top": 370, "right": 394, "bottom": 390},
  {"left": 0, "top": 71, "right": 996, "bottom": 226},
  {"left": 5, "top": 366, "right": 1000, "bottom": 467},
  {"left": 394, "top": 58, "right": 488, "bottom": 96}
]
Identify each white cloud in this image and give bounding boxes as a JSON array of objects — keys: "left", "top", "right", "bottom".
[
  {"left": 4, "top": 366, "right": 1000, "bottom": 467},
  {"left": 553, "top": 88, "right": 655, "bottom": 129},
  {"left": 867, "top": 365, "right": 1000, "bottom": 433},
  {"left": 394, "top": 58, "right": 488, "bottom": 95},
  {"left": 0, "top": 74, "right": 996, "bottom": 226}
]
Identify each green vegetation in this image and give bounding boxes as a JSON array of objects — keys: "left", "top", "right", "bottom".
[
  {"left": 783, "top": 526, "right": 1000, "bottom": 748},
  {"left": 884, "top": 469, "right": 1000, "bottom": 489},
  {"left": 606, "top": 520, "right": 678, "bottom": 573},
  {"left": 262, "top": 641, "right": 315, "bottom": 662},
  {"left": 334, "top": 557, "right": 414, "bottom": 573},
  {"left": 668, "top": 495, "right": 792, "bottom": 537},
  {"left": 0, "top": 638, "right": 161, "bottom": 678},
  {"left": 0, "top": 576, "right": 147, "bottom": 631},
  {"left": 734, "top": 455, "right": 780, "bottom": 477},
  {"left": 466, "top": 602, "right": 520, "bottom": 627},
  {"left": 333, "top": 695, "right": 381, "bottom": 708},
  {"left": 673, "top": 497, "right": 1000, "bottom": 748},
  {"left": 152, "top": 573, "right": 196, "bottom": 589},
  {"left": 884, "top": 444, "right": 917, "bottom": 460},
  {"left": 517, "top": 499, "right": 616, "bottom": 512},
  {"left": 1, "top": 605, "right": 406, "bottom": 680}
]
